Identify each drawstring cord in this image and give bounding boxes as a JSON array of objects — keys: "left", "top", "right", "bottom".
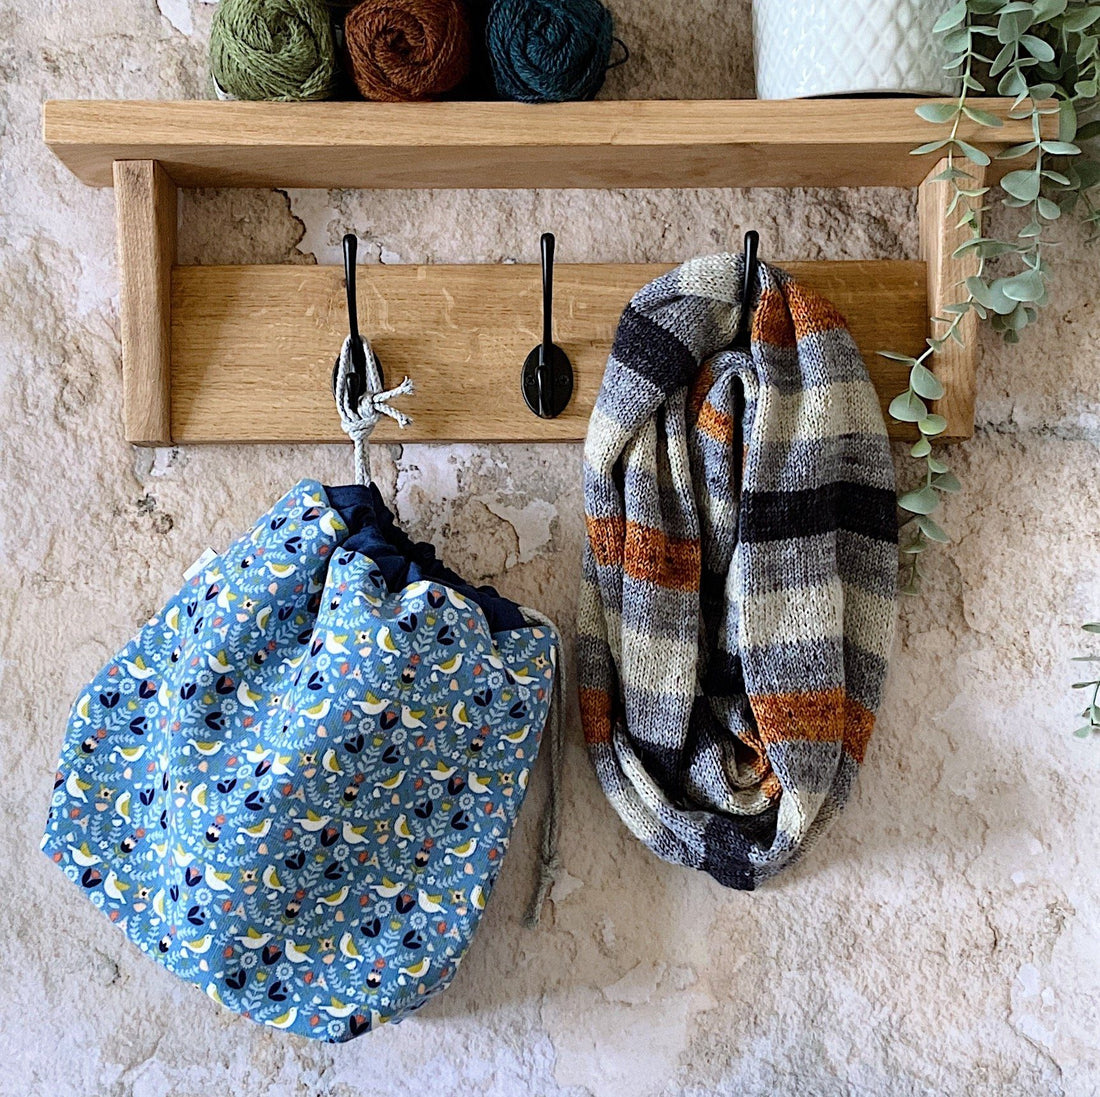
[
  {"left": 520, "top": 607, "right": 566, "bottom": 928},
  {"left": 334, "top": 334, "right": 414, "bottom": 485}
]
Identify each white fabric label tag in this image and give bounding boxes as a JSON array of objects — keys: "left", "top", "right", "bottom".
[{"left": 183, "top": 548, "right": 218, "bottom": 582}]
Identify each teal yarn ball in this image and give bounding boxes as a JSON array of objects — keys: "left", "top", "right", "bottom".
[
  {"left": 210, "top": 0, "right": 338, "bottom": 101},
  {"left": 487, "top": 0, "right": 614, "bottom": 103}
]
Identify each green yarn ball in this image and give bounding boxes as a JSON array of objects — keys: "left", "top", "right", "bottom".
[{"left": 210, "top": 0, "right": 338, "bottom": 102}]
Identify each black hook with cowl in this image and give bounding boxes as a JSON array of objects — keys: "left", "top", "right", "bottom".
[
  {"left": 732, "top": 229, "right": 760, "bottom": 351},
  {"left": 522, "top": 233, "right": 574, "bottom": 419}
]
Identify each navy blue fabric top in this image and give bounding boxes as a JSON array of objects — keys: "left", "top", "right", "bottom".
[{"left": 325, "top": 483, "right": 526, "bottom": 633}]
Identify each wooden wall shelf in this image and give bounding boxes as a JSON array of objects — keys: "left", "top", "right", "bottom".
[
  {"left": 44, "top": 99, "right": 1055, "bottom": 447},
  {"left": 46, "top": 98, "right": 1042, "bottom": 190}
]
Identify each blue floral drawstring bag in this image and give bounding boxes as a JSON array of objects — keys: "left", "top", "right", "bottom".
[{"left": 42, "top": 338, "right": 563, "bottom": 1041}]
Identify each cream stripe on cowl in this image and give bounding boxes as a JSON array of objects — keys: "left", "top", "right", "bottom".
[{"left": 578, "top": 254, "right": 898, "bottom": 889}]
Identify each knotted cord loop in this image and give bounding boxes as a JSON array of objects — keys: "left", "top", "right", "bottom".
[
  {"left": 520, "top": 606, "right": 567, "bottom": 928},
  {"left": 334, "top": 334, "right": 414, "bottom": 485}
]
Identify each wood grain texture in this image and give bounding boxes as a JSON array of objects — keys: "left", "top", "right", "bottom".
[
  {"left": 45, "top": 99, "right": 1051, "bottom": 190},
  {"left": 919, "top": 158, "right": 987, "bottom": 441},
  {"left": 114, "top": 160, "right": 176, "bottom": 445},
  {"left": 169, "top": 260, "right": 928, "bottom": 445}
]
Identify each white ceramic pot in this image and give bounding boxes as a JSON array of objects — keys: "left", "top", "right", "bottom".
[{"left": 753, "top": 0, "right": 962, "bottom": 99}]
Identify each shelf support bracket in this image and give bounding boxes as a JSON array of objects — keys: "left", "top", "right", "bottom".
[
  {"left": 114, "top": 159, "right": 176, "bottom": 446},
  {"left": 919, "top": 156, "right": 986, "bottom": 442}
]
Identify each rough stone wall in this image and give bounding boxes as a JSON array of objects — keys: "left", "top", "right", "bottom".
[{"left": 1, "top": 1, "right": 1098, "bottom": 1094}]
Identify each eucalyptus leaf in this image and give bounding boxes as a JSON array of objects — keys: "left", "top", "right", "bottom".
[
  {"left": 963, "top": 105, "right": 1005, "bottom": 128},
  {"left": 932, "top": 471, "right": 962, "bottom": 493},
  {"left": 912, "top": 139, "right": 951, "bottom": 156},
  {"left": 1001, "top": 168, "right": 1042, "bottom": 200},
  {"left": 933, "top": 0, "right": 968, "bottom": 32},
  {"left": 919, "top": 414, "right": 949, "bottom": 437},
  {"left": 1064, "top": 6, "right": 1100, "bottom": 31},
  {"left": 1083, "top": 623, "right": 1100, "bottom": 634},
  {"left": 910, "top": 363, "right": 945, "bottom": 399},
  {"left": 998, "top": 69, "right": 1030, "bottom": 98},
  {"left": 997, "top": 141, "right": 1040, "bottom": 161},
  {"left": 1031, "top": 0, "right": 1067, "bottom": 20},
  {"left": 997, "top": 11, "right": 1029, "bottom": 44},
  {"left": 899, "top": 487, "right": 939, "bottom": 516},
  {"left": 928, "top": 457, "right": 949, "bottom": 474},
  {"left": 942, "top": 28, "right": 972, "bottom": 53},
  {"left": 1041, "top": 140, "right": 1082, "bottom": 155},
  {"left": 917, "top": 515, "right": 951, "bottom": 543},
  {"left": 966, "top": 276, "right": 995, "bottom": 307},
  {"left": 911, "top": 438, "right": 932, "bottom": 458},
  {"left": 1038, "top": 196, "right": 1062, "bottom": 219},
  {"left": 1058, "top": 99, "right": 1078, "bottom": 142},
  {"left": 1001, "top": 270, "right": 1046, "bottom": 301},
  {"left": 1021, "top": 34, "right": 1057, "bottom": 61},
  {"left": 1075, "top": 727, "right": 1094, "bottom": 738},
  {"left": 889, "top": 391, "right": 928, "bottom": 423},
  {"left": 954, "top": 140, "right": 992, "bottom": 166},
  {"left": 976, "top": 240, "right": 1023, "bottom": 259},
  {"left": 1006, "top": 302, "right": 1031, "bottom": 331},
  {"left": 916, "top": 102, "right": 959, "bottom": 124}
]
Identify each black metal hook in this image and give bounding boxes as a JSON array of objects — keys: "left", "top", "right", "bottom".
[
  {"left": 732, "top": 229, "right": 760, "bottom": 350},
  {"left": 332, "top": 233, "right": 380, "bottom": 405},
  {"left": 522, "top": 232, "right": 574, "bottom": 419}
]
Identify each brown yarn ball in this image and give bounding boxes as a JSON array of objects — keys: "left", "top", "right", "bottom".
[{"left": 344, "top": 0, "right": 472, "bottom": 101}]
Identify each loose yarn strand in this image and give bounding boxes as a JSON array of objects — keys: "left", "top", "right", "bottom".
[
  {"left": 334, "top": 335, "right": 414, "bottom": 485},
  {"left": 521, "top": 607, "right": 566, "bottom": 928}
]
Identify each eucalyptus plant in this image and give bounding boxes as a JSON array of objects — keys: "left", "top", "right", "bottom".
[
  {"left": 886, "top": 0, "right": 1100, "bottom": 594},
  {"left": 1072, "top": 623, "right": 1100, "bottom": 738}
]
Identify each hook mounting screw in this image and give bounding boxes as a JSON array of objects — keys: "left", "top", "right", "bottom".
[{"left": 522, "top": 232, "right": 574, "bottom": 420}]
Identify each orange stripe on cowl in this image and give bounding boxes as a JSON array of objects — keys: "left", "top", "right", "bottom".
[
  {"left": 624, "top": 521, "right": 700, "bottom": 592},
  {"left": 579, "top": 687, "right": 613, "bottom": 745},
  {"left": 586, "top": 513, "right": 625, "bottom": 568},
  {"left": 750, "top": 688, "right": 875, "bottom": 764},
  {"left": 753, "top": 282, "right": 850, "bottom": 347}
]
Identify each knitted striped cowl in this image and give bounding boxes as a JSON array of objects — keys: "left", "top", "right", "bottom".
[{"left": 578, "top": 255, "right": 898, "bottom": 888}]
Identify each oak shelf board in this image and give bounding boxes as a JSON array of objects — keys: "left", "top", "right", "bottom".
[
  {"left": 44, "top": 98, "right": 1050, "bottom": 191},
  {"left": 168, "top": 259, "right": 928, "bottom": 445}
]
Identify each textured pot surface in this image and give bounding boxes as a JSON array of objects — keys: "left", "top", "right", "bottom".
[{"left": 754, "top": 0, "right": 962, "bottom": 99}]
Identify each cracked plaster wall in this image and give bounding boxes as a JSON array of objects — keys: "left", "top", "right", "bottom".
[{"left": 0, "top": 1, "right": 1098, "bottom": 1094}]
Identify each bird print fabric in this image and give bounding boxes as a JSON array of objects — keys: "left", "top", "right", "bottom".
[{"left": 42, "top": 479, "right": 556, "bottom": 1041}]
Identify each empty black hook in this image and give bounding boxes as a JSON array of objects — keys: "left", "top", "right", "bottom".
[
  {"left": 732, "top": 229, "right": 760, "bottom": 350},
  {"left": 332, "top": 233, "right": 380, "bottom": 406},
  {"left": 522, "top": 232, "right": 574, "bottom": 419}
]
